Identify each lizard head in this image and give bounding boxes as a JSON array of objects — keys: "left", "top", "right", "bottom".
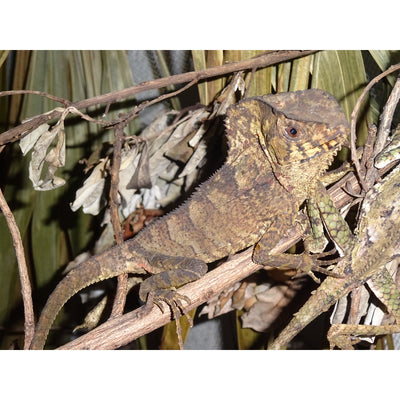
[
  {"left": 257, "top": 89, "right": 350, "bottom": 194},
  {"left": 225, "top": 89, "right": 349, "bottom": 197}
]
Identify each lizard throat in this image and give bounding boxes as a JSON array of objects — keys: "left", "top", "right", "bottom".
[{"left": 272, "top": 142, "right": 343, "bottom": 200}]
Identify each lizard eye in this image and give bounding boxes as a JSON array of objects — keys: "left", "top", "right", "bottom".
[{"left": 285, "top": 127, "right": 299, "bottom": 138}]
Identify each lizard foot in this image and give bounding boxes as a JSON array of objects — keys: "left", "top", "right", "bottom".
[
  {"left": 297, "top": 248, "right": 344, "bottom": 283},
  {"left": 156, "top": 290, "right": 192, "bottom": 350},
  {"left": 145, "top": 289, "right": 192, "bottom": 349}
]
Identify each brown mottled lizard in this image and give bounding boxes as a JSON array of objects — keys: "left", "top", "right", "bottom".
[{"left": 29, "top": 89, "right": 349, "bottom": 349}]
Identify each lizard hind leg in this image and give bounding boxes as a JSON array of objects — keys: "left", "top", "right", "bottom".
[{"left": 138, "top": 255, "right": 208, "bottom": 349}]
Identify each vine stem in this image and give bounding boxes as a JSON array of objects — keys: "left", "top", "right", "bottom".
[
  {"left": 0, "top": 187, "right": 35, "bottom": 349},
  {"left": 0, "top": 89, "right": 71, "bottom": 106}
]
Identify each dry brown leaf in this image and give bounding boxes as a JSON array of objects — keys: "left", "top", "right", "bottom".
[
  {"left": 20, "top": 121, "right": 66, "bottom": 191},
  {"left": 241, "top": 278, "right": 306, "bottom": 332},
  {"left": 73, "top": 276, "right": 144, "bottom": 333},
  {"left": 200, "top": 271, "right": 307, "bottom": 333},
  {"left": 19, "top": 123, "right": 49, "bottom": 154},
  {"left": 122, "top": 207, "right": 163, "bottom": 240},
  {"left": 126, "top": 141, "right": 151, "bottom": 190},
  {"left": 73, "top": 296, "right": 108, "bottom": 333},
  {"left": 70, "top": 159, "right": 108, "bottom": 215},
  {"left": 199, "top": 282, "right": 241, "bottom": 318}
]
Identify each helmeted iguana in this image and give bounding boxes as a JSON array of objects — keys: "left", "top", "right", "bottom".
[{"left": 29, "top": 89, "right": 350, "bottom": 350}]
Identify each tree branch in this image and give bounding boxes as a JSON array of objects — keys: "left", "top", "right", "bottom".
[
  {"left": 363, "top": 72, "right": 400, "bottom": 189},
  {"left": 0, "top": 50, "right": 317, "bottom": 146},
  {"left": 58, "top": 247, "right": 259, "bottom": 350}
]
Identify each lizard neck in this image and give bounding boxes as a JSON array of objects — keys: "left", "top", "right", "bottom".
[{"left": 272, "top": 152, "right": 335, "bottom": 202}]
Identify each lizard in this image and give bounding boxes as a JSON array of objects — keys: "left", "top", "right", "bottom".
[
  {"left": 270, "top": 149, "right": 400, "bottom": 349},
  {"left": 28, "top": 89, "right": 350, "bottom": 350}
]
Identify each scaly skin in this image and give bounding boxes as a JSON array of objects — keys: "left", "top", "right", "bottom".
[
  {"left": 270, "top": 164, "right": 400, "bottom": 349},
  {"left": 29, "top": 89, "right": 349, "bottom": 349}
]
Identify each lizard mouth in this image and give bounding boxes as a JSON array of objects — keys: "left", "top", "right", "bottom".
[
  {"left": 297, "top": 126, "right": 348, "bottom": 164},
  {"left": 297, "top": 138, "right": 344, "bottom": 164},
  {"left": 321, "top": 138, "right": 343, "bottom": 151}
]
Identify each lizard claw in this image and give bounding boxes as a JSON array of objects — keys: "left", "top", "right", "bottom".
[
  {"left": 294, "top": 249, "right": 344, "bottom": 282},
  {"left": 145, "top": 289, "right": 192, "bottom": 349},
  {"left": 152, "top": 290, "right": 190, "bottom": 316},
  {"left": 306, "top": 270, "right": 321, "bottom": 284},
  {"left": 309, "top": 248, "right": 346, "bottom": 278}
]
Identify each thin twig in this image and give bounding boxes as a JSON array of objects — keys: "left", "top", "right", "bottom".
[
  {"left": 359, "top": 124, "right": 377, "bottom": 172},
  {"left": 71, "top": 51, "right": 316, "bottom": 112},
  {"left": 67, "top": 106, "right": 109, "bottom": 126},
  {"left": 350, "top": 63, "right": 400, "bottom": 192},
  {"left": 0, "top": 187, "right": 35, "bottom": 349},
  {"left": 107, "top": 80, "right": 201, "bottom": 316},
  {"left": 0, "top": 89, "right": 71, "bottom": 106},
  {"left": 109, "top": 124, "right": 128, "bottom": 317},
  {"left": 114, "top": 79, "right": 199, "bottom": 128},
  {"left": 0, "top": 50, "right": 317, "bottom": 146}
]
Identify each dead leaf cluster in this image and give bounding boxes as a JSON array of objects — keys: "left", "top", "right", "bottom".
[
  {"left": 19, "top": 120, "right": 66, "bottom": 191},
  {"left": 200, "top": 273, "right": 308, "bottom": 333}
]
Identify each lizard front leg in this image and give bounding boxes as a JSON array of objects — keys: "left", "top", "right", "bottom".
[
  {"left": 313, "top": 181, "right": 355, "bottom": 255},
  {"left": 268, "top": 183, "right": 356, "bottom": 349},
  {"left": 252, "top": 218, "right": 330, "bottom": 280},
  {"left": 252, "top": 199, "right": 344, "bottom": 281}
]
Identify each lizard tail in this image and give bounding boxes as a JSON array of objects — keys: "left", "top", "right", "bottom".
[{"left": 29, "top": 245, "right": 146, "bottom": 350}]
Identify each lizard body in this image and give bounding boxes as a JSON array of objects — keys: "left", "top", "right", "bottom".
[
  {"left": 270, "top": 162, "right": 400, "bottom": 349},
  {"left": 29, "top": 89, "right": 349, "bottom": 349}
]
